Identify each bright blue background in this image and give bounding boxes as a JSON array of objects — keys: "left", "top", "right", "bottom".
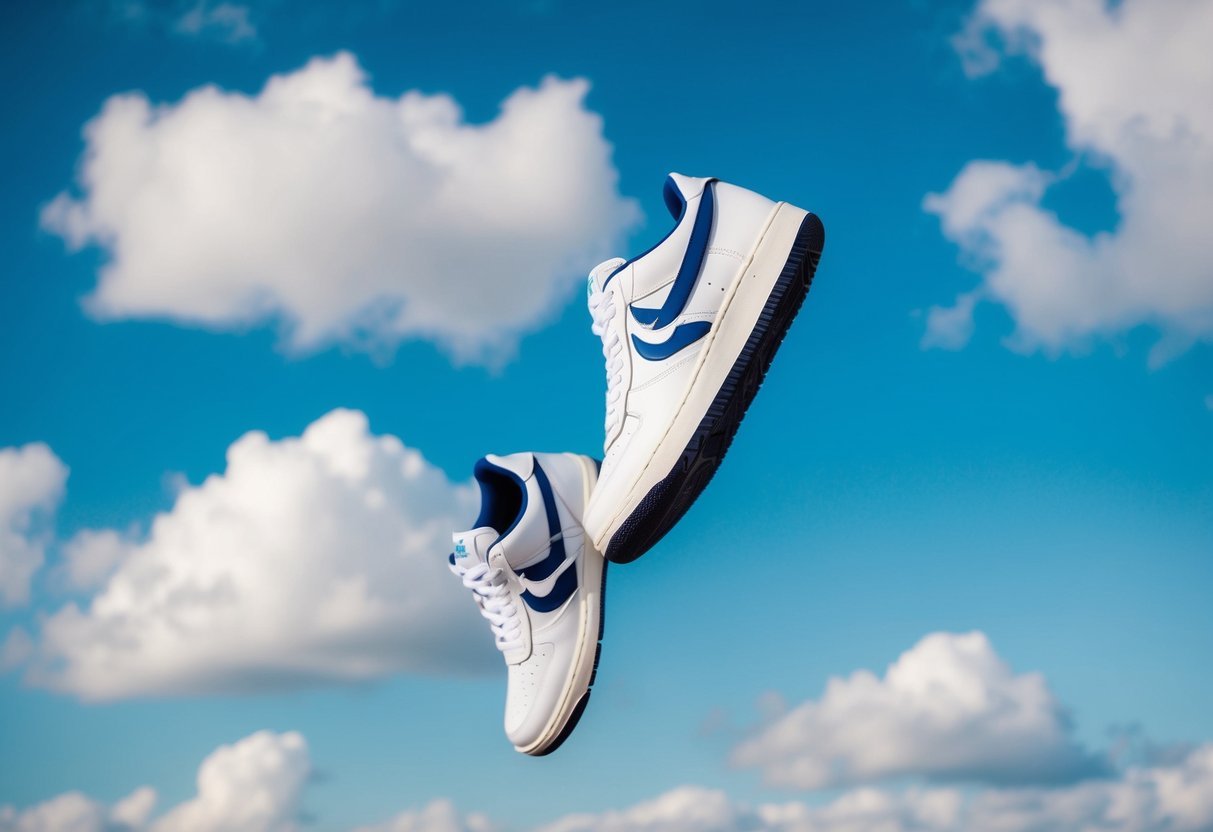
[{"left": 1, "top": 1, "right": 1210, "bottom": 828}]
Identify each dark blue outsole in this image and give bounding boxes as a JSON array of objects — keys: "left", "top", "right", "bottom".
[{"left": 604, "top": 212, "right": 826, "bottom": 565}]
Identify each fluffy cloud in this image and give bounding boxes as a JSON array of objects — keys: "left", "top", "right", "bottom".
[
  {"left": 0, "top": 443, "right": 68, "bottom": 607},
  {"left": 925, "top": 0, "right": 1213, "bottom": 359},
  {"left": 0, "top": 628, "right": 33, "bottom": 671},
  {"left": 535, "top": 787, "right": 757, "bottom": 832},
  {"left": 732, "top": 631, "right": 1103, "bottom": 789},
  {"left": 0, "top": 731, "right": 306, "bottom": 832},
  {"left": 955, "top": 746, "right": 1213, "bottom": 832},
  {"left": 538, "top": 786, "right": 972, "bottom": 832},
  {"left": 354, "top": 748, "right": 1213, "bottom": 832},
  {"left": 43, "top": 53, "right": 638, "bottom": 361},
  {"left": 58, "top": 529, "right": 135, "bottom": 592},
  {"left": 19, "top": 409, "right": 492, "bottom": 700},
  {"left": 152, "top": 732, "right": 309, "bottom": 832},
  {"left": 353, "top": 800, "right": 499, "bottom": 832},
  {"left": 0, "top": 787, "right": 155, "bottom": 832},
  {"left": 7, "top": 731, "right": 1213, "bottom": 832},
  {"left": 523, "top": 747, "right": 1213, "bottom": 831}
]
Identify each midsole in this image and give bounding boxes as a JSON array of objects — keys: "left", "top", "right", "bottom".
[{"left": 593, "top": 202, "right": 810, "bottom": 550}]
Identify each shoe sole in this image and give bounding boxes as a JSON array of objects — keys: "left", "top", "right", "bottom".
[{"left": 604, "top": 210, "right": 825, "bottom": 564}]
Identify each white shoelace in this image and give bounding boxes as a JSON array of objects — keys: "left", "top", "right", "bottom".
[
  {"left": 449, "top": 560, "right": 523, "bottom": 653},
  {"left": 588, "top": 281, "right": 625, "bottom": 444}
]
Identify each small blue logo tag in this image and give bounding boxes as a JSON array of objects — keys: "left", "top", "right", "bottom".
[{"left": 453, "top": 539, "right": 468, "bottom": 559}]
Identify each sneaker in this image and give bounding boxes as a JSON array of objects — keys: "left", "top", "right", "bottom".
[
  {"left": 585, "top": 173, "right": 825, "bottom": 563},
  {"left": 449, "top": 451, "right": 607, "bottom": 755}
]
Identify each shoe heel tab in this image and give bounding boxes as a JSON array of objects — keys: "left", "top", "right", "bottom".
[
  {"left": 478, "top": 452, "right": 535, "bottom": 480},
  {"left": 664, "top": 173, "right": 715, "bottom": 218},
  {"left": 531, "top": 452, "right": 596, "bottom": 524}
]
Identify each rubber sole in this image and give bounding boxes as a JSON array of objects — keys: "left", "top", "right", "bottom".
[
  {"left": 525, "top": 559, "right": 608, "bottom": 756},
  {"left": 604, "top": 212, "right": 825, "bottom": 564}
]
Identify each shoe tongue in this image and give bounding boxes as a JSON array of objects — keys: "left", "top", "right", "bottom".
[
  {"left": 451, "top": 527, "right": 496, "bottom": 569},
  {"left": 588, "top": 257, "right": 626, "bottom": 294}
]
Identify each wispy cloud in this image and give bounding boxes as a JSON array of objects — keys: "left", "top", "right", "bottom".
[
  {"left": 173, "top": 1, "right": 257, "bottom": 44},
  {"left": 103, "top": 0, "right": 259, "bottom": 46},
  {"left": 0, "top": 443, "right": 68, "bottom": 608}
]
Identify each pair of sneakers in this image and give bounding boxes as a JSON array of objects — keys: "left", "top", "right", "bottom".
[{"left": 449, "top": 173, "right": 825, "bottom": 755}]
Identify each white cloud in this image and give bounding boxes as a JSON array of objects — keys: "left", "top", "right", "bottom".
[
  {"left": 100, "top": 0, "right": 258, "bottom": 46},
  {"left": 926, "top": 0, "right": 1213, "bottom": 359},
  {"left": 387, "top": 747, "right": 1213, "bottom": 832},
  {"left": 21, "top": 408, "right": 492, "bottom": 700},
  {"left": 59, "top": 528, "right": 135, "bottom": 592},
  {"left": 732, "top": 631, "right": 1103, "bottom": 789},
  {"left": 0, "top": 789, "right": 149, "bottom": 832},
  {"left": 174, "top": 1, "right": 257, "bottom": 44},
  {"left": 353, "top": 800, "right": 499, "bottom": 832},
  {"left": 0, "top": 731, "right": 305, "bottom": 832},
  {"left": 956, "top": 746, "right": 1213, "bottom": 832},
  {"left": 0, "top": 628, "right": 33, "bottom": 671},
  {"left": 110, "top": 790, "right": 157, "bottom": 831},
  {"left": 0, "top": 443, "right": 68, "bottom": 607},
  {"left": 152, "top": 731, "right": 309, "bottom": 832},
  {"left": 921, "top": 289, "right": 981, "bottom": 351},
  {"left": 531, "top": 747, "right": 1213, "bottom": 832},
  {"left": 7, "top": 732, "right": 1213, "bottom": 832},
  {"left": 535, "top": 787, "right": 755, "bottom": 832},
  {"left": 43, "top": 53, "right": 639, "bottom": 362}
]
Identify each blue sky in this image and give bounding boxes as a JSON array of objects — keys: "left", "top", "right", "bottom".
[{"left": 1, "top": 1, "right": 1211, "bottom": 831}]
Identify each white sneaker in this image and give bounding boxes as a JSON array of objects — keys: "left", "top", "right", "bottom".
[
  {"left": 450, "top": 451, "right": 606, "bottom": 755},
  {"left": 585, "top": 173, "right": 825, "bottom": 563}
]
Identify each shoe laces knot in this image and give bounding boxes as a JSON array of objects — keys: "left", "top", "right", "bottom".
[{"left": 449, "top": 559, "right": 523, "bottom": 653}]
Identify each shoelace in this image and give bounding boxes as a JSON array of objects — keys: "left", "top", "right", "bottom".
[
  {"left": 588, "top": 280, "right": 625, "bottom": 444},
  {"left": 449, "top": 560, "right": 524, "bottom": 653}
]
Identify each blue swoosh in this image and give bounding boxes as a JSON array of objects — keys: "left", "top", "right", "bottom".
[
  {"left": 522, "top": 567, "right": 577, "bottom": 613},
  {"left": 519, "top": 460, "right": 578, "bottom": 611},
  {"left": 631, "top": 321, "right": 712, "bottom": 361},
  {"left": 630, "top": 180, "right": 715, "bottom": 329}
]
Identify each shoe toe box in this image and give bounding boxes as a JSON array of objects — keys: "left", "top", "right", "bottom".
[{"left": 504, "top": 640, "right": 577, "bottom": 752}]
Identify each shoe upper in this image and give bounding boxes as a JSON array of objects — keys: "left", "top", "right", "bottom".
[
  {"left": 449, "top": 451, "right": 599, "bottom": 750},
  {"left": 585, "top": 174, "right": 778, "bottom": 531}
]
